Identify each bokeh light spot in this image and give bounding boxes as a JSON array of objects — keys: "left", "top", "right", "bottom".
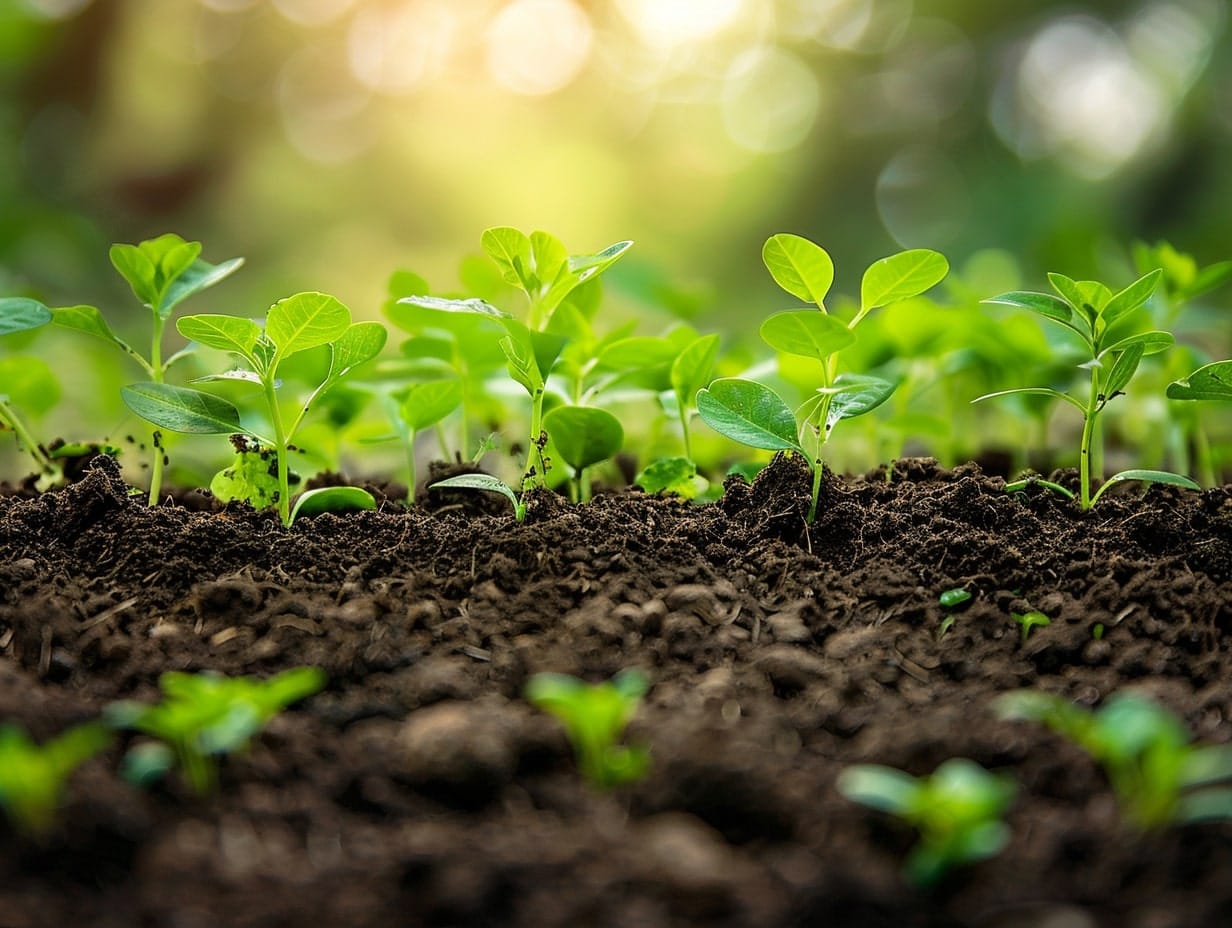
[
  {"left": 721, "top": 47, "right": 820, "bottom": 153},
  {"left": 485, "top": 0, "right": 593, "bottom": 96},
  {"left": 271, "top": 0, "right": 355, "bottom": 27},
  {"left": 616, "top": 0, "right": 745, "bottom": 49},
  {"left": 876, "top": 146, "right": 969, "bottom": 248},
  {"left": 348, "top": 2, "right": 457, "bottom": 94},
  {"left": 20, "top": 0, "right": 91, "bottom": 19}
]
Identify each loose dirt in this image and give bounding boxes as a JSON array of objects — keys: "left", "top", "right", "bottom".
[{"left": 2, "top": 454, "right": 1230, "bottom": 927}]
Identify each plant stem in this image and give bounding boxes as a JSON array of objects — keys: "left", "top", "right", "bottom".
[
  {"left": 147, "top": 316, "right": 166, "bottom": 506},
  {"left": 678, "top": 405, "right": 693, "bottom": 463},
  {"left": 404, "top": 429, "right": 418, "bottom": 502},
  {"left": 263, "top": 377, "right": 292, "bottom": 526},
  {"left": 0, "top": 400, "right": 55, "bottom": 476},
  {"left": 1079, "top": 369, "right": 1099, "bottom": 509},
  {"left": 1194, "top": 420, "right": 1216, "bottom": 489},
  {"left": 522, "top": 387, "right": 547, "bottom": 491}
]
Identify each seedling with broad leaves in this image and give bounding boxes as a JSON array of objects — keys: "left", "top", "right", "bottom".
[
  {"left": 997, "top": 690, "right": 1232, "bottom": 830},
  {"left": 698, "top": 235, "right": 948, "bottom": 521},
  {"left": 976, "top": 269, "right": 1199, "bottom": 508},
  {"left": 400, "top": 228, "right": 632, "bottom": 511},
  {"left": 50, "top": 234, "right": 243, "bottom": 504},
  {"left": 525, "top": 669, "right": 650, "bottom": 790},
  {"left": 105, "top": 667, "right": 326, "bottom": 796},
  {"left": 0, "top": 722, "right": 112, "bottom": 837},
  {"left": 837, "top": 757, "right": 1016, "bottom": 888},
  {"left": 120, "top": 292, "right": 386, "bottom": 526}
]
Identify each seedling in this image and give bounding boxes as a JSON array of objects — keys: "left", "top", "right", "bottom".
[
  {"left": 105, "top": 667, "right": 325, "bottom": 796},
  {"left": 837, "top": 757, "right": 1015, "bottom": 887},
  {"left": 1012, "top": 609, "right": 1050, "bottom": 644},
  {"left": 938, "top": 587, "right": 972, "bottom": 639},
  {"left": 996, "top": 690, "right": 1232, "bottom": 829},
  {"left": 0, "top": 297, "right": 58, "bottom": 480},
  {"left": 430, "top": 472, "right": 526, "bottom": 520},
  {"left": 699, "top": 236, "right": 948, "bottom": 521},
  {"left": 120, "top": 292, "right": 386, "bottom": 526},
  {"left": 399, "top": 228, "right": 632, "bottom": 497},
  {"left": 0, "top": 722, "right": 112, "bottom": 837},
  {"left": 525, "top": 669, "right": 650, "bottom": 790},
  {"left": 976, "top": 269, "right": 1198, "bottom": 508},
  {"left": 635, "top": 456, "right": 708, "bottom": 499},
  {"left": 51, "top": 233, "right": 243, "bottom": 504}
]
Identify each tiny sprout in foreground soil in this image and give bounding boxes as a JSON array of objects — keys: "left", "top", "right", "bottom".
[
  {"left": 0, "top": 722, "right": 112, "bottom": 838},
  {"left": 430, "top": 472, "right": 527, "bottom": 520},
  {"left": 837, "top": 757, "right": 1015, "bottom": 888},
  {"left": 996, "top": 690, "right": 1232, "bottom": 830},
  {"left": 937, "top": 588, "right": 972, "bottom": 640},
  {"left": 105, "top": 667, "right": 325, "bottom": 796},
  {"left": 1012, "top": 609, "right": 1051, "bottom": 644},
  {"left": 525, "top": 669, "right": 650, "bottom": 790}
]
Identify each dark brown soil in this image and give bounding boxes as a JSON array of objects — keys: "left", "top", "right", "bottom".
[{"left": 2, "top": 453, "right": 1231, "bottom": 928}]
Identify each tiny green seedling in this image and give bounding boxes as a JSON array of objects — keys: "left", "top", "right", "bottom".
[
  {"left": 0, "top": 722, "right": 112, "bottom": 837},
  {"left": 1012, "top": 609, "right": 1051, "bottom": 644},
  {"left": 976, "top": 269, "right": 1198, "bottom": 508},
  {"left": 699, "top": 237, "right": 947, "bottom": 521},
  {"left": 837, "top": 757, "right": 1015, "bottom": 888},
  {"left": 399, "top": 228, "right": 632, "bottom": 497},
  {"left": 430, "top": 472, "right": 526, "bottom": 520},
  {"left": 105, "top": 667, "right": 325, "bottom": 796},
  {"left": 525, "top": 669, "right": 650, "bottom": 790},
  {"left": 51, "top": 234, "right": 243, "bottom": 505},
  {"left": 0, "top": 297, "right": 59, "bottom": 480},
  {"left": 937, "top": 587, "right": 972, "bottom": 639},
  {"left": 542, "top": 404, "right": 623, "bottom": 502},
  {"left": 121, "top": 292, "right": 386, "bottom": 526},
  {"left": 996, "top": 690, "right": 1232, "bottom": 830}
]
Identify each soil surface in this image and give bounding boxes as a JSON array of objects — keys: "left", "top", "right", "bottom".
[{"left": 2, "top": 454, "right": 1231, "bottom": 928}]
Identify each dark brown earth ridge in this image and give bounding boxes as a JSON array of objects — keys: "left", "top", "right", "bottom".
[{"left": 1, "top": 453, "right": 1231, "bottom": 927}]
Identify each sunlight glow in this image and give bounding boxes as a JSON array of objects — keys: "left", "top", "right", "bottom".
[
  {"left": 348, "top": 2, "right": 458, "bottom": 94},
  {"left": 721, "top": 47, "right": 820, "bottom": 153},
  {"left": 271, "top": 0, "right": 355, "bottom": 27},
  {"left": 485, "top": 0, "right": 593, "bottom": 96},
  {"left": 616, "top": 0, "right": 745, "bottom": 49}
]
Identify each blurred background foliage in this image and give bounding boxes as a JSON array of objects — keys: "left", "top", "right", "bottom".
[
  {"left": 2, "top": 0, "right": 1230, "bottom": 318},
  {"left": 1, "top": 0, "right": 1231, "bottom": 484}
]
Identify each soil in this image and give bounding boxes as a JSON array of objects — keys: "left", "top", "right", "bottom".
[{"left": 2, "top": 453, "right": 1231, "bottom": 928}]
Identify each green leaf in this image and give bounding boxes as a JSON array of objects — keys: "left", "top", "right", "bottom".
[
  {"left": 430, "top": 473, "right": 521, "bottom": 514},
  {"left": 825, "top": 374, "right": 896, "bottom": 430},
  {"left": 1102, "top": 343, "right": 1145, "bottom": 398},
  {"left": 328, "top": 321, "right": 387, "bottom": 380},
  {"left": 397, "top": 294, "right": 512, "bottom": 320},
  {"left": 569, "top": 239, "right": 634, "bottom": 283},
  {"left": 111, "top": 234, "right": 205, "bottom": 315},
  {"left": 1101, "top": 268, "right": 1163, "bottom": 327},
  {"left": 0, "top": 356, "right": 59, "bottom": 415},
  {"left": 49, "top": 304, "right": 122, "bottom": 345},
  {"left": 209, "top": 447, "right": 280, "bottom": 508},
  {"left": 121, "top": 382, "right": 244, "bottom": 434},
  {"left": 530, "top": 231, "right": 569, "bottom": 291},
  {"left": 973, "top": 387, "right": 1087, "bottom": 414},
  {"left": 1098, "top": 469, "right": 1200, "bottom": 494},
  {"left": 399, "top": 379, "right": 462, "bottom": 431},
  {"left": 290, "top": 486, "right": 376, "bottom": 522},
  {"left": 1100, "top": 331, "right": 1173, "bottom": 358},
  {"left": 762, "top": 234, "right": 834, "bottom": 306},
  {"left": 0, "top": 297, "right": 52, "bottom": 335},
  {"left": 108, "top": 242, "right": 159, "bottom": 307},
  {"left": 1047, "top": 272, "right": 1088, "bottom": 311},
  {"left": 598, "top": 336, "right": 680, "bottom": 373},
  {"left": 860, "top": 249, "right": 948, "bottom": 311},
  {"left": 837, "top": 764, "right": 920, "bottom": 814},
  {"left": 161, "top": 256, "right": 244, "bottom": 316},
  {"left": 481, "top": 226, "right": 535, "bottom": 292},
  {"left": 635, "top": 457, "right": 704, "bottom": 499},
  {"left": 544, "top": 405, "right": 624, "bottom": 473},
  {"left": 983, "top": 290, "right": 1087, "bottom": 339},
  {"left": 760, "top": 310, "right": 855, "bottom": 362},
  {"left": 696, "top": 378, "right": 801, "bottom": 452},
  {"left": 1167, "top": 361, "right": 1232, "bottom": 401},
  {"left": 266, "top": 292, "right": 351, "bottom": 359},
  {"left": 1185, "top": 261, "right": 1232, "bottom": 301},
  {"left": 177, "top": 314, "right": 263, "bottom": 358},
  {"left": 670, "top": 333, "right": 720, "bottom": 413}
]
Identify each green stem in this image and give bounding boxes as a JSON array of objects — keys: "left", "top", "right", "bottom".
[
  {"left": 264, "top": 376, "right": 292, "bottom": 526},
  {"left": 1194, "top": 418, "right": 1216, "bottom": 488},
  {"left": 678, "top": 405, "right": 693, "bottom": 463},
  {"left": 1079, "top": 369, "right": 1099, "bottom": 509},
  {"left": 147, "top": 316, "right": 166, "bottom": 506},
  {"left": 405, "top": 429, "right": 418, "bottom": 503},
  {"left": 0, "top": 400, "right": 55, "bottom": 476},
  {"left": 522, "top": 387, "right": 547, "bottom": 491}
]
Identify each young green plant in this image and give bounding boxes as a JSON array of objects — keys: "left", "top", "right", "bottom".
[
  {"left": 997, "top": 690, "right": 1232, "bottom": 829},
  {"left": 120, "top": 292, "right": 386, "bottom": 525},
  {"left": 1012, "top": 609, "right": 1051, "bottom": 644},
  {"left": 699, "top": 236, "right": 948, "bottom": 521},
  {"left": 400, "top": 228, "right": 632, "bottom": 496},
  {"left": 837, "top": 757, "right": 1015, "bottom": 888},
  {"left": 542, "top": 404, "right": 623, "bottom": 502},
  {"left": 0, "top": 722, "right": 112, "bottom": 837},
  {"left": 976, "top": 269, "right": 1198, "bottom": 508},
  {"left": 105, "top": 667, "right": 325, "bottom": 796},
  {"left": 525, "top": 669, "right": 650, "bottom": 790},
  {"left": 51, "top": 233, "right": 243, "bottom": 504}
]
